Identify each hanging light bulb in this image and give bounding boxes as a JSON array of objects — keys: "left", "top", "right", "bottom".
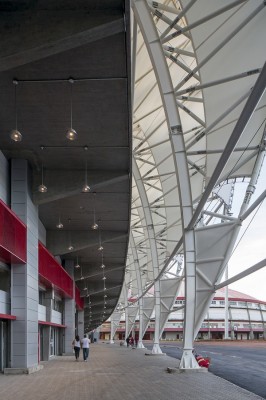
[
  {"left": 10, "top": 80, "right": 22, "bottom": 142},
  {"left": 91, "top": 193, "right": 98, "bottom": 229},
  {"left": 98, "top": 226, "right": 103, "bottom": 250},
  {"left": 82, "top": 159, "right": 90, "bottom": 192},
  {"left": 10, "top": 129, "right": 22, "bottom": 142},
  {"left": 66, "top": 79, "right": 77, "bottom": 141},
  {"left": 56, "top": 216, "right": 63, "bottom": 229},
  {"left": 100, "top": 252, "right": 105, "bottom": 269},
  {"left": 66, "top": 128, "right": 77, "bottom": 141},
  {"left": 67, "top": 218, "right": 74, "bottom": 250},
  {"left": 38, "top": 164, "right": 47, "bottom": 193},
  {"left": 74, "top": 256, "right": 80, "bottom": 269}
]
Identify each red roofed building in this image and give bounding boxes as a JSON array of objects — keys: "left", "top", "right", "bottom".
[{"left": 99, "top": 288, "right": 266, "bottom": 341}]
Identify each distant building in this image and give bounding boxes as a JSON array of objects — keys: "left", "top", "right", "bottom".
[{"left": 99, "top": 288, "right": 266, "bottom": 341}]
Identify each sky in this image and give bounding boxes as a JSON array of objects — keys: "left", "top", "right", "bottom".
[{"left": 227, "top": 161, "right": 266, "bottom": 302}]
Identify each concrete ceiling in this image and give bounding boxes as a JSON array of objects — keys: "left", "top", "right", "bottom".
[{"left": 0, "top": 0, "right": 131, "bottom": 330}]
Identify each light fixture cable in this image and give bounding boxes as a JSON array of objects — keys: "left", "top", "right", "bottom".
[
  {"left": 10, "top": 80, "right": 22, "bottom": 142},
  {"left": 91, "top": 193, "right": 98, "bottom": 230},
  {"left": 82, "top": 159, "right": 90, "bottom": 192},
  {"left": 66, "top": 78, "right": 77, "bottom": 140},
  {"left": 38, "top": 164, "right": 48, "bottom": 193}
]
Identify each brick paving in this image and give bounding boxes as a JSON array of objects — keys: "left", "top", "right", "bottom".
[{"left": 0, "top": 342, "right": 264, "bottom": 400}]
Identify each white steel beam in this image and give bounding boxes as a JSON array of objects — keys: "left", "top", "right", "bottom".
[
  {"left": 188, "top": 62, "right": 266, "bottom": 229},
  {"left": 215, "top": 259, "right": 266, "bottom": 290},
  {"left": 133, "top": 157, "right": 162, "bottom": 354},
  {"left": 175, "top": 3, "right": 265, "bottom": 91},
  {"left": 132, "top": 0, "right": 199, "bottom": 368}
]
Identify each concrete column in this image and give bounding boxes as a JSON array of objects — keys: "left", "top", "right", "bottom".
[
  {"left": 42, "top": 326, "right": 51, "bottom": 361},
  {"left": 64, "top": 260, "right": 75, "bottom": 355},
  {"left": 77, "top": 310, "right": 84, "bottom": 338},
  {"left": 247, "top": 307, "right": 254, "bottom": 340},
  {"left": 259, "top": 304, "right": 266, "bottom": 340},
  {"left": 42, "top": 290, "right": 54, "bottom": 361},
  {"left": 9, "top": 159, "right": 40, "bottom": 373}
]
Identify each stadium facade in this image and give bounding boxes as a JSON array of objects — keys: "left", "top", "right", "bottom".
[{"left": 99, "top": 288, "right": 266, "bottom": 341}]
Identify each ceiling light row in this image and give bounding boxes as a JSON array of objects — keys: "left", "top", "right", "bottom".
[
  {"left": 38, "top": 159, "right": 90, "bottom": 194},
  {"left": 10, "top": 79, "right": 78, "bottom": 142}
]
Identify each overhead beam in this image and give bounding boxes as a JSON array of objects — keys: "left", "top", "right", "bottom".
[
  {"left": 47, "top": 230, "right": 127, "bottom": 255},
  {"left": 0, "top": 17, "right": 125, "bottom": 72},
  {"left": 33, "top": 170, "right": 128, "bottom": 205},
  {"left": 188, "top": 61, "right": 266, "bottom": 229},
  {"left": 215, "top": 259, "right": 266, "bottom": 290}
]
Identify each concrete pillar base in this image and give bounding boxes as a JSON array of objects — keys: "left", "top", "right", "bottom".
[
  {"left": 151, "top": 343, "right": 162, "bottom": 354},
  {"left": 167, "top": 366, "right": 207, "bottom": 374},
  {"left": 4, "top": 365, "right": 43, "bottom": 375}
]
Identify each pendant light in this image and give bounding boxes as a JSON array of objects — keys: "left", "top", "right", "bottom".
[
  {"left": 38, "top": 164, "right": 47, "bottom": 193},
  {"left": 82, "top": 159, "right": 90, "bottom": 192},
  {"left": 75, "top": 256, "right": 80, "bottom": 269},
  {"left": 56, "top": 216, "right": 63, "bottom": 229},
  {"left": 100, "top": 252, "right": 105, "bottom": 269},
  {"left": 91, "top": 193, "right": 98, "bottom": 230},
  {"left": 98, "top": 225, "right": 104, "bottom": 251},
  {"left": 10, "top": 79, "right": 22, "bottom": 142},
  {"left": 80, "top": 266, "right": 84, "bottom": 280},
  {"left": 67, "top": 218, "right": 74, "bottom": 250},
  {"left": 66, "top": 78, "right": 77, "bottom": 141}
]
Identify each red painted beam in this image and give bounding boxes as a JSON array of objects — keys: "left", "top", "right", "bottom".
[
  {"left": 39, "top": 242, "right": 73, "bottom": 298},
  {"left": 75, "top": 286, "right": 84, "bottom": 310},
  {"left": 0, "top": 313, "right": 16, "bottom": 320},
  {"left": 38, "top": 320, "right": 67, "bottom": 328},
  {"left": 0, "top": 199, "right": 27, "bottom": 264}
]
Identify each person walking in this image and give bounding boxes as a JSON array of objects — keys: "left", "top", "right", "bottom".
[
  {"left": 72, "top": 335, "right": 81, "bottom": 361},
  {"left": 81, "top": 334, "right": 90, "bottom": 361}
]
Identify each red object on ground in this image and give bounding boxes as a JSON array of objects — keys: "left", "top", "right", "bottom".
[{"left": 196, "top": 355, "right": 210, "bottom": 368}]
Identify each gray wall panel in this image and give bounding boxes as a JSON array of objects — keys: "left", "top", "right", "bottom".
[
  {"left": 27, "top": 298, "right": 38, "bottom": 312},
  {"left": 11, "top": 160, "right": 39, "bottom": 369},
  {"left": 13, "top": 343, "right": 26, "bottom": 356},
  {"left": 0, "top": 152, "right": 9, "bottom": 203},
  {"left": 38, "top": 219, "right": 46, "bottom": 245},
  {"left": 12, "top": 355, "right": 27, "bottom": 366}
]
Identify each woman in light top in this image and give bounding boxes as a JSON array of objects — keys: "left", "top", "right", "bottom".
[{"left": 72, "top": 335, "right": 81, "bottom": 361}]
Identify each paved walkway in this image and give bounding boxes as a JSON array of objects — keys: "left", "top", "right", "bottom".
[{"left": 0, "top": 342, "right": 263, "bottom": 400}]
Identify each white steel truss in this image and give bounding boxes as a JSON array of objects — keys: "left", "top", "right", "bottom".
[{"left": 116, "top": 0, "right": 266, "bottom": 370}]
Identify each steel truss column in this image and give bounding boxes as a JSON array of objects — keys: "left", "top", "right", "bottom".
[
  {"left": 123, "top": 285, "right": 129, "bottom": 346},
  {"left": 216, "top": 130, "right": 266, "bottom": 286},
  {"left": 132, "top": 0, "right": 198, "bottom": 368},
  {"left": 110, "top": 312, "right": 122, "bottom": 344},
  {"left": 110, "top": 314, "right": 115, "bottom": 344},
  {"left": 132, "top": 157, "right": 162, "bottom": 354},
  {"left": 130, "top": 234, "right": 145, "bottom": 349}
]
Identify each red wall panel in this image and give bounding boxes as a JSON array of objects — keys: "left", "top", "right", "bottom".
[
  {"left": 75, "top": 286, "right": 84, "bottom": 310},
  {"left": 0, "top": 199, "right": 27, "bottom": 264},
  {"left": 39, "top": 242, "right": 73, "bottom": 298}
]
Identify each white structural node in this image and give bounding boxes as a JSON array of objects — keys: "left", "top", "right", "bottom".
[{"left": 110, "top": 0, "right": 266, "bottom": 371}]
